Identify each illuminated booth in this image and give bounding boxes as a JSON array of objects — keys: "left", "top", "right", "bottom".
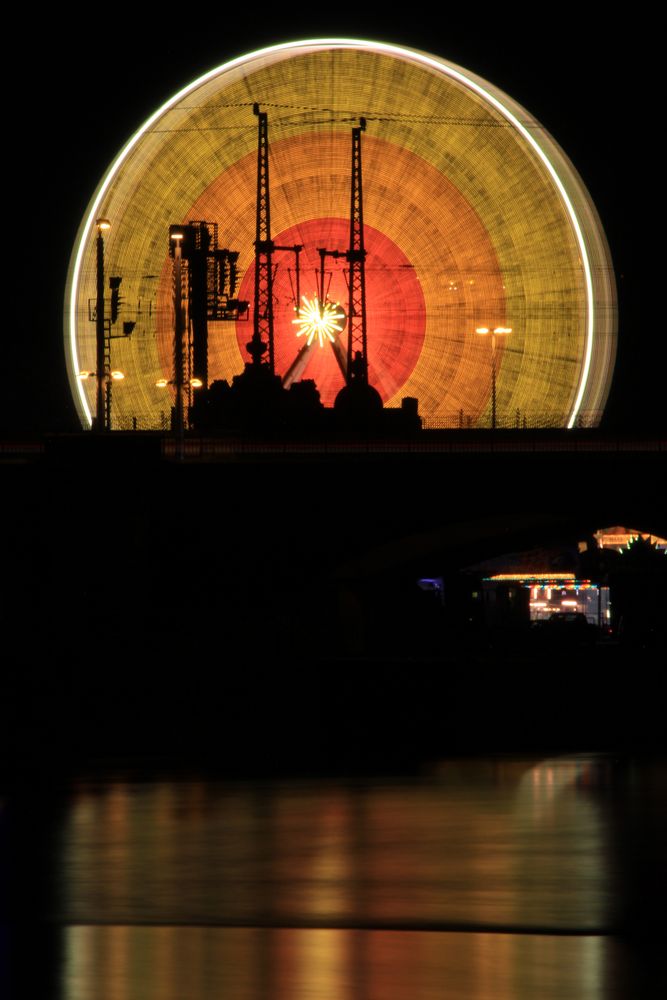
[{"left": 485, "top": 574, "right": 611, "bottom": 628}]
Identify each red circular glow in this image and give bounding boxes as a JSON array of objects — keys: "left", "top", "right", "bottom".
[
  {"left": 235, "top": 219, "right": 426, "bottom": 406},
  {"left": 155, "top": 131, "right": 506, "bottom": 422}
]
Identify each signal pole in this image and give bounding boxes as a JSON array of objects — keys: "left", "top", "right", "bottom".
[{"left": 94, "top": 218, "right": 111, "bottom": 431}]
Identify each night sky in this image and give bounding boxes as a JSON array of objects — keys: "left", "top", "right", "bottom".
[{"left": 7, "top": 9, "right": 657, "bottom": 434}]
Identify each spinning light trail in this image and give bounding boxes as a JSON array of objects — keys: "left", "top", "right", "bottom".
[{"left": 66, "top": 39, "right": 616, "bottom": 430}]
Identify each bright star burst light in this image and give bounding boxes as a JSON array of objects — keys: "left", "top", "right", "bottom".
[{"left": 292, "top": 296, "right": 345, "bottom": 348}]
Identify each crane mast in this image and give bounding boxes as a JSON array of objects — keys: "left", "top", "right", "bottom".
[
  {"left": 185, "top": 222, "right": 242, "bottom": 388},
  {"left": 248, "top": 103, "right": 274, "bottom": 372},
  {"left": 347, "top": 118, "right": 368, "bottom": 384},
  {"left": 167, "top": 221, "right": 246, "bottom": 407}
]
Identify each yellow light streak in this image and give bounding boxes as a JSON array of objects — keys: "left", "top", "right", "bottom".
[{"left": 292, "top": 295, "right": 345, "bottom": 348}]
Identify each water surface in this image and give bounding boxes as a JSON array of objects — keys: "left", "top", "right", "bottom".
[{"left": 6, "top": 754, "right": 666, "bottom": 998}]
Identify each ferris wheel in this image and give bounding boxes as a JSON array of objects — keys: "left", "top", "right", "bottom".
[{"left": 66, "top": 39, "right": 616, "bottom": 431}]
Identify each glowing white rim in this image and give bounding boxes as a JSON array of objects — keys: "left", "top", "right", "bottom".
[{"left": 68, "top": 38, "right": 595, "bottom": 429}]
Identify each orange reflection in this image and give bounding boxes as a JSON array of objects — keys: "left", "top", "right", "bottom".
[{"left": 63, "top": 926, "right": 615, "bottom": 999}]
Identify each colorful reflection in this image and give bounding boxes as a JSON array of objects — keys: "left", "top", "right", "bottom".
[
  {"left": 53, "top": 758, "right": 636, "bottom": 997},
  {"left": 62, "top": 926, "right": 623, "bottom": 1000},
  {"left": 59, "top": 763, "right": 612, "bottom": 931}
]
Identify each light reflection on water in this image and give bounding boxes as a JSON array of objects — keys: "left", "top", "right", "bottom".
[
  {"left": 53, "top": 756, "right": 638, "bottom": 998},
  {"left": 63, "top": 926, "right": 620, "bottom": 1000}
]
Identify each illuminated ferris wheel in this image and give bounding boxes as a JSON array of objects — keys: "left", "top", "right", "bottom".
[{"left": 66, "top": 39, "right": 616, "bottom": 430}]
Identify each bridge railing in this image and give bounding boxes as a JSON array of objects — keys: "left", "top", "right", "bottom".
[
  {"left": 111, "top": 410, "right": 607, "bottom": 432},
  {"left": 421, "top": 411, "right": 606, "bottom": 430}
]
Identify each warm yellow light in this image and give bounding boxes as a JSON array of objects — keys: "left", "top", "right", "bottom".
[
  {"left": 489, "top": 573, "right": 576, "bottom": 581},
  {"left": 155, "top": 378, "right": 169, "bottom": 388},
  {"left": 170, "top": 231, "right": 184, "bottom": 242},
  {"left": 190, "top": 377, "right": 203, "bottom": 388},
  {"left": 475, "top": 327, "right": 490, "bottom": 335},
  {"left": 292, "top": 295, "right": 345, "bottom": 348},
  {"left": 110, "top": 370, "right": 125, "bottom": 381},
  {"left": 494, "top": 326, "right": 512, "bottom": 335},
  {"left": 77, "top": 370, "right": 93, "bottom": 379},
  {"left": 96, "top": 218, "right": 111, "bottom": 231}
]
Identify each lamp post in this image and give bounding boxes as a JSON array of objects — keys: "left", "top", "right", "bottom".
[
  {"left": 156, "top": 376, "right": 202, "bottom": 457},
  {"left": 95, "top": 219, "right": 111, "bottom": 431},
  {"left": 78, "top": 369, "right": 125, "bottom": 418},
  {"left": 475, "top": 326, "right": 512, "bottom": 429},
  {"left": 171, "top": 230, "right": 185, "bottom": 443},
  {"left": 83, "top": 218, "right": 126, "bottom": 430}
]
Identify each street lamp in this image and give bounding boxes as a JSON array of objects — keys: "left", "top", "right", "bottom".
[
  {"left": 79, "top": 370, "right": 125, "bottom": 381},
  {"left": 155, "top": 377, "right": 203, "bottom": 389},
  {"left": 475, "top": 325, "right": 512, "bottom": 429},
  {"left": 78, "top": 368, "right": 125, "bottom": 430}
]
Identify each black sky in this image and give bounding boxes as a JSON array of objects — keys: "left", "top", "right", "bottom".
[{"left": 7, "top": 8, "right": 658, "bottom": 433}]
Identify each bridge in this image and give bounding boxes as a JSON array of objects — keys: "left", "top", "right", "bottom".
[
  {"left": 5, "top": 427, "right": 664, "bottom": 623},
  {"left": 1, "top": 427, "right": 665, "bottom": 770}
]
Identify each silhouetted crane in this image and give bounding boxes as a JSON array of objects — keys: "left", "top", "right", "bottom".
[
  {"left": 168, "top": 221, "right": 247, "bottom": 391},
  {"left": 248, "top": 103, "right": 303, "bottom": 375}
]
